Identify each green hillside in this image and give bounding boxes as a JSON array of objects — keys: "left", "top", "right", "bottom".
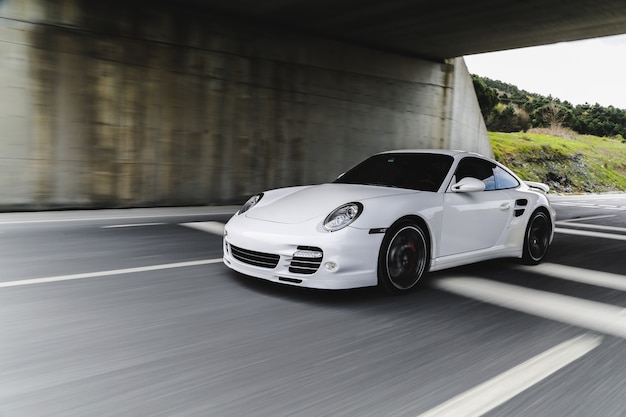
[
  {"left": 490, "top": 131, "right": 626, "bottom": 194},
  {"left": 473, "top": 75, "right": 626, "bottom": 138}
]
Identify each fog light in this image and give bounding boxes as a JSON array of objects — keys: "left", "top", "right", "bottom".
[{"left": 324, "top": 262, "right": 338, "bottom": 272}]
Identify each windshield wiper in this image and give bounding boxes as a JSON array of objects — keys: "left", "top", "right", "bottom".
[{"left": 363, "top": 182, "right": 398, "bottom": 188}]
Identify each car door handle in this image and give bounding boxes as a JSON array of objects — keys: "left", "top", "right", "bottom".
[{"left": 500, "top": 203, "right": 511, "bottom": 211}]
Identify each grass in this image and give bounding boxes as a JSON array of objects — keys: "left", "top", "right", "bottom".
[{"left": 489, "top": 131, "right": 626, "bottom": 193}]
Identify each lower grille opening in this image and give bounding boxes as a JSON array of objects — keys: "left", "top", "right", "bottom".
[
  {"left": 230, "top": 244, "right": 279, "bottom": 269},
  {"left": 279, "top": 277, "right": 303, "bottom": 284}
]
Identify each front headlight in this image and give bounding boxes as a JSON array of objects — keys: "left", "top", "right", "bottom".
[
  {"left": 323, "top": 202, "right": 363, "bottom": 232},
  {"left": 238, "top": 193, "right": 263, "bottom": 215}
]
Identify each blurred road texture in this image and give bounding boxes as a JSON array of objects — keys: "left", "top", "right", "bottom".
[{"left": 0, "top": 195, "right": 625, "bottom": 416}]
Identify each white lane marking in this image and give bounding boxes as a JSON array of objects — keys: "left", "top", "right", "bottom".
[
  {"left": 518, "top": 263, "right": 626, "bottom": 291},
  {"left": 101, "top": 223, "right": 166, "bottom": 229},
  {"left": 555, "top": 227, "right": 626, "bottom": 241},
  {"left": 558, "top": 214, "right": 616, "bottom": 223},
  {"left": 551, "top": 194, "right": 626, "bottom": 201},
  {"left": 556, "top": 221, "right": 626, "bottom": 233},
  {"left": 433, "top": 277, "right": 626, "bottom": 338},
  {"left": 552, "top": 201, "right": 626, "bottom": 209},
  {"left": 0, "top": 259, "right": 223, "bottom": 289},
  {"left": 416, "top": 334, "right": 602, "bottom": 417},
  {"left": 552, "top": 202, "right": 598, "bottom": 207},
  {"left": 0, "top": 211, "right": 237, "bottom": 225},
  {"left": 180, "top": 221, "right": 225, "bottom": 236}
]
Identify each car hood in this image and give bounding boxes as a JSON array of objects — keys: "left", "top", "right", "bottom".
[{"left": 246, "top": 183, "right": 415, "bottom": 224}]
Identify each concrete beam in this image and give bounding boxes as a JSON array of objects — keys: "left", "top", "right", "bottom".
[{"left": 174, "top": 0, "right": 626, "bottom": 60}]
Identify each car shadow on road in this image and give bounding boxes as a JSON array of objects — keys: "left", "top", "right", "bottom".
[{"left": 225, "top": 267, "right": 486, "bottom": 312}]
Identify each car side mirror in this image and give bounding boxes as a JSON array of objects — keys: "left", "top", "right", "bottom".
[{"left": 451, "top": 177, "right": 486, "bottom": 193}]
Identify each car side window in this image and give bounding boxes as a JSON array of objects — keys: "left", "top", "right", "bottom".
[
  {"left": 454, "top": 157, "right": 496, "bottom": 190},
  {"left": 494, "top": 166, "right": 520, "bottom": 189}
]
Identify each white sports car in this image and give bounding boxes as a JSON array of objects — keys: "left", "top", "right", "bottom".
[{"left": 223, "top": 150, "right": 555, "bottom": 294}]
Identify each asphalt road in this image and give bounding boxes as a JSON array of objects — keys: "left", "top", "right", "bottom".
[{"left": 0, "top": 195, "right": 625, "bottom": 417}]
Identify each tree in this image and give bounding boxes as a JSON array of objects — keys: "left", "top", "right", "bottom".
[
  {"left": 472, "top": 76, "right": 499, "bottom": 120},
  {"left": 487, "top": 104, "right": 529, "bottom": 132},
  {"left": 541, "top": 102, "right": 565, "bottom": 128}
]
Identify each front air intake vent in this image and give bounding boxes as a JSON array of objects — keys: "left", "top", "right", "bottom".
[
  {"left": 230, "top": 244, "right": 279, "bottom": 269},
  {"left": 289, "top": 246, "right": 323, "bottom": 274}
]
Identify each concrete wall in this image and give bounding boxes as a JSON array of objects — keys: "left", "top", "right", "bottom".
[
  {"left": 0, "top": 0, "right": 490, "bottom": 210},
  {"left": 449, "top": 58, "right": 492, "bottom": 157}
]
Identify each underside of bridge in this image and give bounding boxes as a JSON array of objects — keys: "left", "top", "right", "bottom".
[
  {"left": 174, "top": 0, "right": 626, "bottom": 59},
  {"left": 1, "top": 0, "right": 625, "bottom": 209}
]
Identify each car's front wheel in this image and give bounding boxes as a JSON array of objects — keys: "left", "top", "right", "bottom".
[
  {"left": 522, "top": 210, "right": 551, "bottom": 264},
  {"left": 378, "top": 220, "right": 429, "bottom": 294}
]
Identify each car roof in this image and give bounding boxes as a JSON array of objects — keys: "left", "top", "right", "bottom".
[{"left": 377, "top": 149, "right": 483, "bottom": 158}]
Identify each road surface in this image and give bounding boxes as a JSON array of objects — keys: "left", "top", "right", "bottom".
[{"left": 0, "top": 195, "right": 625, "bottom": 417}]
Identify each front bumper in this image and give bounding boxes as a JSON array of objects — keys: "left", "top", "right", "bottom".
[{"left": 222, "top": 215, "right": 384, "bottom": 290}]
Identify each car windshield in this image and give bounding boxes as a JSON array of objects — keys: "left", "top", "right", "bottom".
[{"left": 334, "top": 153, "right": 454, "bottom": 192}]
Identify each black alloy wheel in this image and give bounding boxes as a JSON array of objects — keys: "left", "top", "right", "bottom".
[
  {"left": 523, "top": 210, "right": 551, "bottom": 264},
  {"left": 378, "top": 221, "right": 429, "bottom": 294}
]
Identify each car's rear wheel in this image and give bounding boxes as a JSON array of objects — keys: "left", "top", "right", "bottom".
[
  {"left": 522, "top": 210, "right": 551, "bottom": 264},
  {"left": 378, "top": 220, "right": 429, "bottom": 294}
]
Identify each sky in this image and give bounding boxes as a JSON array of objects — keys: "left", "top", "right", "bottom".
[{"left": 463, "top": 34, "right": 626, "bottom": 110}]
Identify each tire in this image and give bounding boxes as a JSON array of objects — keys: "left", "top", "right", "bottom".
[
  {"left": 522, "top": 210, "right": 551, "bottom": 265},
  {"left": 378, "top": 220, "right": 429, "bottom": 294}
]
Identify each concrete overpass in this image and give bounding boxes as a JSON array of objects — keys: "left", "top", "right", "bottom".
[
  {"left": 180, "top": 0, "right": 626, "bottom": 59},
  {"left": 1, "top": 0, "right": 625, "bottom": 210}
]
